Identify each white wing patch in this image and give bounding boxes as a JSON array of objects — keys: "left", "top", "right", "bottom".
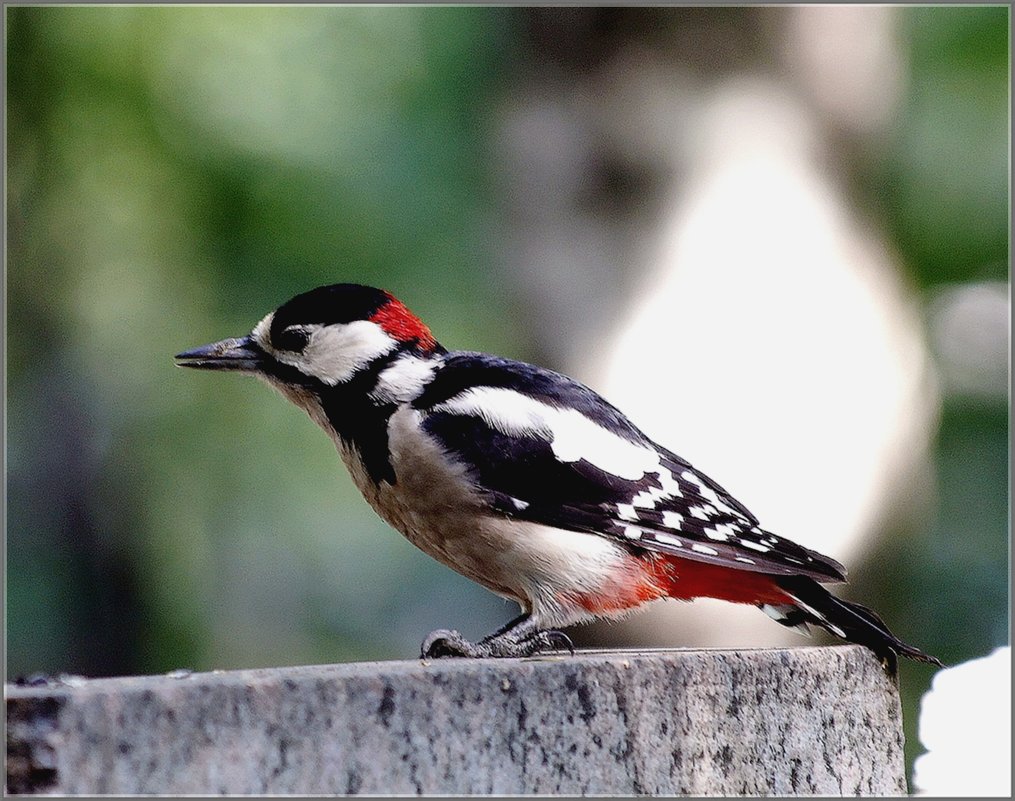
[
  {"left": 426, "top": 382, "right": 840, "bottom": 580},
  {"left": 616, "top": 503, "right": 638, "bottom": 521},
  {"left": 704, "top": 523, "right": 736, "bottom": 541},
  {"left": 681, "top": 469, "right": 740, "bottom": 516},
  {"left": 689, "top": 506, "right": 710, "bottom": 521},
  {"left": 631, "top": 468, "right": 683, "bottom": 509},
  {"left": 435, "top": 386, "right": 660, "bottom": 480},
  {"left": 661, "top": 511, "right": 684, "bottom": 529}
]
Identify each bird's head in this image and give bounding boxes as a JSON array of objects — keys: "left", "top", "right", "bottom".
[{"left": 175, "top": 283, "right": 443, "bottom": 392}]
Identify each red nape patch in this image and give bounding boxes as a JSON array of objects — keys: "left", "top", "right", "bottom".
[
  {"left": 370, "top": 294, "right": 438, "bottom": 351},
  {"left": 647, "top": 555, "right": 793, "bottom": 606}
]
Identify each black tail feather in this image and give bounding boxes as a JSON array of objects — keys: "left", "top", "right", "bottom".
[{"left": 772, "top": 575, "right": 943, "bottom": 675}]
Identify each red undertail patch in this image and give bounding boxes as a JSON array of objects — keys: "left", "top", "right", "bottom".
[
  {"left": 370, "top": 294, "right": 438, "bottom": 352},
  {"left": 566, "top": 572, "right": 668, "bottom": 617},
  {"left": 649, "top": 555, "right": 793, "bottom": 606},
  {"left": 566, "top": 554, "right": 794, "bottom": 616}
]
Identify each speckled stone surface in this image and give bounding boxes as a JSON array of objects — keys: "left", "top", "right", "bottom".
[{"left": 5, "top": 645, "right": 907, "bottom": 795}]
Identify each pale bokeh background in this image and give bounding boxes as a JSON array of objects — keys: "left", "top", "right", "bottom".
[{"left": 7, "top": 6, "right": 1008, "bottom": 783}]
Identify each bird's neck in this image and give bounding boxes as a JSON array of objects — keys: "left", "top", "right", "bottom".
[{"left": 314, "top": 347, "right": 445, "bottom": 485}]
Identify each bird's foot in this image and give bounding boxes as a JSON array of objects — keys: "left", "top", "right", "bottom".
[
  {"left": 420, "top": 626, "right": 575, "bottom": 659},
  {"left": 420, "top": 629, "right": 488, "bottom": 659}
]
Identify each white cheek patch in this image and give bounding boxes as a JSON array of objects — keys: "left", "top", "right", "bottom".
[
  {"left": 435, "top": 386, "right": 660, "bottom": 481},
  {"left": 302, "top": 321, "right": 398, "bottom": 385},
  {"left": 262, "top": 320, "right": 397, "bottom": 386}
]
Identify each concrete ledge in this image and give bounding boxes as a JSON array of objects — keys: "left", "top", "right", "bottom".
[{"left": 6, "top": 645, "right": 907, "bottom": 795}]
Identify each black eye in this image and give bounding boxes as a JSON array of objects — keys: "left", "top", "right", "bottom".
[{"left": 275, "top": 326, "right": 310, "bottom": 352}]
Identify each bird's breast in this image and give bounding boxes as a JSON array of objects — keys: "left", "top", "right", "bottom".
[
  {"left": 336, "top": 406, "right": 519, "bottom": 598},
  {"left": 335, "top": 406, "right": 642, "bottom": 624}
]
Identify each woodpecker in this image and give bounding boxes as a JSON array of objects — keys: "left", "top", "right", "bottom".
[{"left": 176, "top": 283, "right": 940, "bottom": 673}]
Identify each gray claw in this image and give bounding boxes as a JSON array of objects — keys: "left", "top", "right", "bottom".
[
  {"left": 421, "top": 624, "right": 575, "bottom": 659},
  {"left": 529, "top": 629, "right": 575, "bottom": 655},
  {"left": 421, "top": 629, "right": 485, "bottom": 659}
]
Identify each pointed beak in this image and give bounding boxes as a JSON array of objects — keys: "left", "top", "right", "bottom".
[{"left": 174, "top": 335, "right": 264, "bottom": 372}]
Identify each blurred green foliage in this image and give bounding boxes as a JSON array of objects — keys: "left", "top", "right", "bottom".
[
  {"left": 6, "top": 12, "right": 1008, "bottom": 788},
  {"left": 8, "top": 5, "right": 527, "bottom": 677},
  {"left": 879, "top": 6, "right": 1008, "bottom": 286},
  {"left": 844, "top": 5, "right": 1009, "bottom": 774}
]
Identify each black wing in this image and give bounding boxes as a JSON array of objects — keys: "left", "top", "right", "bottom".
[{"left": 414, "top": 352, "right": 846, "bottom": 583}]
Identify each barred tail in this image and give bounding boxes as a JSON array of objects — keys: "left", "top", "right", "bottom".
[{"left": 765, "top": 575, "right": 942, "bottom": 675}]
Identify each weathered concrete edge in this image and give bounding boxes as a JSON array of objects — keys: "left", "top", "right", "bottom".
[
  {"left": 6, "top": 645, "right": 908, "bottom": 796},
  {"left": 6, "top": 644, "right": 893, "bottom": 698}
]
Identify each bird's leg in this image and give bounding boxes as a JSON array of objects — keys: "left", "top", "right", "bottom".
[{"left": 420, "top": 613, "right": 575, "bottom": 659}]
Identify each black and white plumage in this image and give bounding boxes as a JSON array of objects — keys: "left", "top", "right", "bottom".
[
  {"left": 176, "top": 283, "right": 940, "bottom": 672},
  {"left": 413, "top": 352, "right": 845, "bottom": 581}
]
